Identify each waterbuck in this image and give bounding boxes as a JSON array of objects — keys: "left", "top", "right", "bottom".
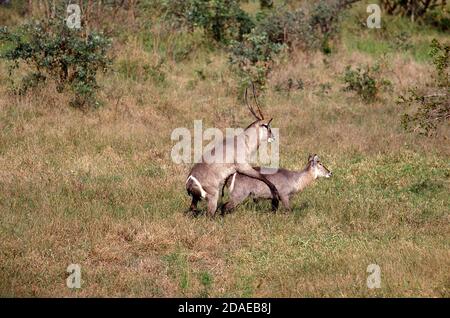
[
  {"left": 221, "top": 154, "right": 332, "bottom": 213},
  {"left": 186, "top": 85, "right": 281, "bottom": 217}
]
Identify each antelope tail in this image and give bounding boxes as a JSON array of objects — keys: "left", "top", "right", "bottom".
[{"left": 221, "top": 173, "right": 237, "bottom": 197}]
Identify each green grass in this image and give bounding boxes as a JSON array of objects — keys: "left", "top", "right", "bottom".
[{"left": 341, "top": 5, "right": 449, "bottom": 62}]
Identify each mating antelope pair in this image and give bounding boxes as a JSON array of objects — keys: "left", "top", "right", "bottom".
[{"left": 185, "top": 84, "right": 332, "bottom": 216}]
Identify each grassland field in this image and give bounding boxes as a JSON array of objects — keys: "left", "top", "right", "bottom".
[{"left": 0, "top": 0, "right": 449, "bottom": 297}]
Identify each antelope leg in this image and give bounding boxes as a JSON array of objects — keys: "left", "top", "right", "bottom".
[
  {"left": 190, "top": 196, "right": 199, "bottom": 212},
  {"left": 281, "top": 195, "right": 291, "bottom": 211},
  {"left": 221, "top": 189, "right": 250, "bottom": 214},
  {"left": 206, "top": 191, "right": 219, "bottom": 217}
]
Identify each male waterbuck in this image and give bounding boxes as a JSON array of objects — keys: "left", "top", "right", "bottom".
[
  {"left": 221, "top": 154, "right": 332, "bottom": 213},
  {"left": 186, "top": 85, "right": 281, "bottom": 217}
]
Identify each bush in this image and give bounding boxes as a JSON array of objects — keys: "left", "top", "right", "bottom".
[
  {"left": 380, "top": 0, "right": 449, "bottom": 32},
  {"left": 343, "top": 64, "right": 391, "bottom": 102},
  {"left": 429, "top": 38, "right": 450, "bottom": 88},
  {"left": 161, "top": 0, "right": 254, "bottom": 44},
  {"left": 254, "top": 0, "right": 356, "bottom": 52},
  {"left": 229, "top": 30, "right": 285, "bottom": 89},
  {"left": 400, "top": 39, "right": 449, "bottom": 136},
  {"left": 229, "top": 0, "right": 360, "bottom": 90},
  {"left": 259, "top": 0, "right": 274, "bottom": 9},
  {"left": 310, "top": 0, "right": 360, "bottom": 53},
  {"left": 310, "top": 0, "right": 341, "bottom": 37},
  {"left": 254, "top": 6, "right": 316, "bottom": 51},
  {"left": 0, "top": 8, "right": 111, "bottom": 108},
  {"left": 380, "top": 0, "right": 447, "bottom": 23},
  {"left": 423, "top": 7, "right": 450, "bottom": 32}
]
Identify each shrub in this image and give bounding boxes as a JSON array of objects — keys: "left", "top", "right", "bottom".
[
  {"left": 310, "top": 0, "right": 362, "bottom": 54},
  {"left": 161, "top": 0, "right": 254, "bottom": 44},
  {"left": 255, "top": 0, "right": 357, "bottom": 52},
  {"left": 229, "top": 30, "right": 285, "bottom": 89},
  {"left": 400, "top": 39, "right": 449, "bottom": 136},
  {"left": 429, "top": 38, "right": 450, "bottom": 87},
  {"left": 0, "top": 9, "right": 111, "bottom": 108},
  {"left": 343, "top": 64, "right": 391, "bottom": 102},
  {"left": 254, "top": 6, "right": 316, "bottom": 51},
  {"left": 423, "top": 7, "right": 450, "bottom": 32},
  {"left": 380, "top": 0, "right": 447, "bottom": 22},
  {"left": 228, "top": 0, "right": 360, "bottom": 90},
  {"left": 310, "top": 0, "right": 341, "bottom": 37},
  {"left": 259, "top": 0, "right": 274, "bottom": 9}
]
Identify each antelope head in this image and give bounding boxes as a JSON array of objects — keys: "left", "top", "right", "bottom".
[
  {"left": 308, "top": 154, "right": 332, "bottom": 179},
  {"left": 244, "top": 83, "right": 275, "bottom": 145}
]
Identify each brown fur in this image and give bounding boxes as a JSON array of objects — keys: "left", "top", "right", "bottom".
[
  {"left": 186, "top": 87, "right": 281, "bottom": 217},
  {"left": 222, "top": 154, "right": 332, "bottom": 213}
]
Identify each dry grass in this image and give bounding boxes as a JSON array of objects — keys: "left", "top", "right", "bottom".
[{"left": 0, "top": 4, "right": 449, "bottom": 297}]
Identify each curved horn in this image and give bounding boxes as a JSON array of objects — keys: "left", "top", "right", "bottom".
[
  {"left": 245, "top": 86, "right": 261, "bottom": 120},
  {"left": 251, "top": 82, "right": 265, "bottom": 120}
]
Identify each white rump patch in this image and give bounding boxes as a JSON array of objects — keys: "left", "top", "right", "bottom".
[{"left": 186, "top": 175, "right": 207, "bottom": 198}]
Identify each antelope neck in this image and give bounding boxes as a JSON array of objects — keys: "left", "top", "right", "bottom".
[{"left": 294, "top": 167, "right": 315, "bottom": 192}]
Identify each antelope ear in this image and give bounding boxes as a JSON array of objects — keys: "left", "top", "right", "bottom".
[
  {"left": 313, "top": 154, "right": 320, "bottom": 163},
  {"left": 308, "top": 154, "right": 314, "bottom": 162}
]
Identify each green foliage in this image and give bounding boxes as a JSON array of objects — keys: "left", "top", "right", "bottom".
[
  {"left": 161, "top": 0, "right": 254, "bottom": 44},
  {"left": 0, "top": 11, "right": 111, "bottom": 108},
  {"left": 380, "top": 0, "right": 449, "bottom": 31},
  {"left": 380, "top": 0, "right": 447, "bottom": 22},
  {"left": 429, "top": 38, "right": 450, "bottom": 87},
  {"left": 310, "top": 0, "right": 358, "bottom": 53},
  {"left": 151, "top": 0, "right": 360, "bottom": 91},
  {"left": 259, "top": 0, "right": 274, "bottom": 9},
  {"left": 400, "top": 39, "right": 449, "bottom": 136},
  {"left": 310, "top": 0, "right": 341, "bottom": 37},
  {"left": 229, "top": 0, "right": 358, "bottom": 90},
  {"left": 229, "top": 30, "right": 285, "bottom": 89},
  {"left": 400, "top": 89, "right": 449, "bottom": 135},
  {"left": 254, "top": 0, "right": 354, "bottom": 52},
  {"left": 423, "top": 7, "right": 450, "bottom": 32},
  {"left": 254, "top": 6, "right": 316, "bottom": 50},
  {"left": 343, "top": 64, "right": 391, "bottom": 102}
]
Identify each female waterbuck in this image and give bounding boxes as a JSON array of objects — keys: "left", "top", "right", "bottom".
[
  {"left": 186, "top": 86, "right": 281, "bottom": 217},
  {"left": 221, "top": 154, "right": 332, "bottom": 213}
]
